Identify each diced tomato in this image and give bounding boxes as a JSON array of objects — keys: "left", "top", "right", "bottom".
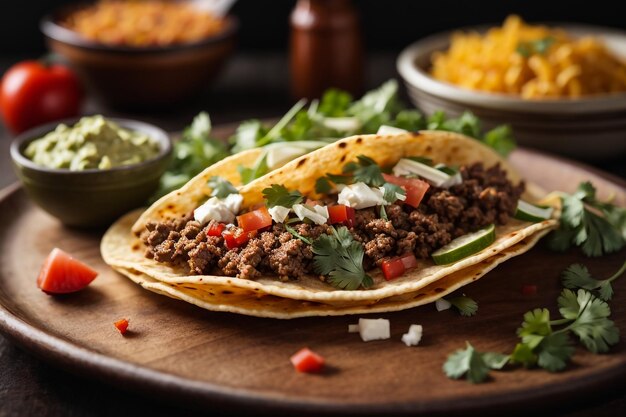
[
  {"left": 382, "top": 174, "right": 430, "bottom": 208},
  {"left": 521, "top": 284, "right": 538, "bottom": 296},
  {"left": 114, "top": 318, "right": 129, "bottom": 335},
  {"left": 381, "top": 258, "right": 406, "bottom": 281},
  {"left": 222, "top": 228, "right": 250, "bottom": 249},
  {"left": 328, "top": 204, "right": 356, "bottom": 228},
  {"left": 37, "top": 248, "right": 98, "bottom": 294},
  {"left": 290, "top": 347, "right": 325, "bottom": 373},
  {"left": 207, "top": 222, "right": 225, "bottom": 237},
  {"left": 237, "top": 206, "right": 273, "bottom": 233},
  {"left": 399, "top": 253, "right": 418, "bottom": 270}
]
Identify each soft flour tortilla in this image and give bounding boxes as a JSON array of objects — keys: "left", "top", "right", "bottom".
[
  {"left": 110, "top": 230, "right": 550, "bottom": 319},
  {"left": 101, "top": 131, "right": 560, "bottom": 316}
]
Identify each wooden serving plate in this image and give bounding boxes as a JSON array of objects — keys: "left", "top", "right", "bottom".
[{"left": 0, "top": 129, "right": 625, "bottom": 415}]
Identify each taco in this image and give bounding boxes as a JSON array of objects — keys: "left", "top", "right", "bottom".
[{"left": 102, "top": 131, "right": 559, "bottom": 317}]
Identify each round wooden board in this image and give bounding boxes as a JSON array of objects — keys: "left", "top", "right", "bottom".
[{"left": 1, "top": 133, "right": 625, "bottom": 415}]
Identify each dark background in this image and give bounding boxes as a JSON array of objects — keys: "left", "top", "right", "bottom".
[
  {"left": 1, "top": 0, "right": 625, "bottom": 56},
  {"left": 1, "top": 1, "right": 626, "bottom": 417}
]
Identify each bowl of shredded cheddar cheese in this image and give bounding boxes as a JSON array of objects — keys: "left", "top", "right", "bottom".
[{"left": 397, "top": 15, "right": 626, "bottom": 159}]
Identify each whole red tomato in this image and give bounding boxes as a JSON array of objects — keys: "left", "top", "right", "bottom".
[{"left": 0, "top": 60, "right": 83, "bottom": 134}]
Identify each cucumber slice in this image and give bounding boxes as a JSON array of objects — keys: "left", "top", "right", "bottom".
[
  {"left": 431, "top": 224, "right": 496, "bottom": 265},
  {"left": 515, "top": 200, "right": 554, "bottom": 222}
]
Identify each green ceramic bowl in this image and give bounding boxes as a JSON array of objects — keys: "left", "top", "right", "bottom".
[{"left": 10, "top": 118, "right": 172, "bottom": 228}]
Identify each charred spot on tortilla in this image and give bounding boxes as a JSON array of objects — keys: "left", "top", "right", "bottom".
[
  {"left": 434, "top": 287, "right": 445, "bottom": 293},
  {"left": 222, "top": 290, "right": 233, "bottom": 294},
  {"left": 297, "top": 158, "right": 307, "bottom": 168},
  {"left": 132, "top": 243, "right": 140, "bottom": 251},
  {"left": 355, "top": 137, "right": 363, "bottom": 144},
  {"left": 340, "top": 155, "right": 347, "bottom": 162},
  {"left": 167, "top": 204, "right": 174, "bottom": 209},
  {"left": 338, "top": 142, "right": 348, "bottom": 148}
]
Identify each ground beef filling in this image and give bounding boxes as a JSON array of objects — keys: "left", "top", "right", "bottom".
[{"left": 141, "top": 163, "right": 524, "bottom": 280}]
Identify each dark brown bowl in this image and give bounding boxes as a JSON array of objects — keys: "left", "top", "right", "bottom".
[
  {"left": 40, "top": 4, "right": 238, "bottom": 109},
  {"left": 10, "top": 117, "right": 172, "bottom": 228}
]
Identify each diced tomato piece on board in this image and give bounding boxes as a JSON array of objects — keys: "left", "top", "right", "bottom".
[
  {"left": 114, "top": 319, "right": 129, "bottom": 335},
  {"left": 290, "top": 347, "right": 325, "bottom": 373},
  {"left": 382, "top": 174, "right": 430, "bottom": 208},
  {"left": 37, "top": 248, "right": 98, "bottom": 294},
  {"left": 381, "top": 258, "right": 406, "bottom": 281},
  {"left": 328, "top": 204, "right": 356, "bottom": 228},
  {"left": 237, "top": 206, "right": 273, "bottom": 233},
  {"left": 521, "top": 284, "right": 538, "bottom": 296},
  {"left": 207, "top": 222, "right": 225, "bottom": 237}
]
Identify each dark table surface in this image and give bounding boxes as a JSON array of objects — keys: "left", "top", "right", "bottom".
[{"left": 1, "top": 54, "right": 625, "bottom": 417}]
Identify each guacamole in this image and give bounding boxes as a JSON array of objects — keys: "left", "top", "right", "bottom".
[{"left": 25, "top": 115, "right": 160, "bottom": 170}]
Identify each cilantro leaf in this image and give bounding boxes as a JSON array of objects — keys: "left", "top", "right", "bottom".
[
  {"left": 482, "top": 125, "right": 516, "bottom": 157},
  {"left": 391, "top": 109, "right": 425, "bottom": 131},
  {"left": 262, "top": 184, "right": 303, "bottom": 208},
  {"left": 447, "top": 296, "right": 479, "bottom": 317},
  {"left": 312, "top": 226, "right": 373, "bottom": 290},
  {"left": 315, "top": 177, "right": 332, "bottom": 194},
  {"left": 381, "top": 182, "right": 406, "bottom": 204},
  {"left": 549, "top": 182, "right": 626, "bottom": 257},
  {"left": 561, "top": 263, "right": 626, "bottom": 301},
  {"left": 207, "top": 176, "right": 238, "bottom": 198},
  {"left": 558, "top": 289, "right": 619, "bottom": 353},
  {"left": 443, "top": 342, "right": 505, "bottom": 383},
  {"left": 509, "top": 343, "right": 537, "bottom": 368},
  {"left": 315, "top": 173, "right": 353, "bottom": 194},
  {"left": 342, "top": 155, "right": 385, "bottom": 187},
  {"left": 517, "top": 308, "right": 552, "bottom": 349},
  {"left": 318, "top": 88, "right": 352, "bottom": 117},
  {"left": 536, "top": 332, "right": 574, "bottom": 372}
]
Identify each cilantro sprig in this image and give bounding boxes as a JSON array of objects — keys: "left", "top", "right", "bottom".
[
  {"left": 443, "top": 261, "right": 624, "bottom": 383},
  {"left": 262, "top": 184, "right": 303, "bottom": 208},
  {"left": 444, "top": 342, "right": 508, "bottom": 383},
  {"left": 549, "top": 182, "right": 626, "bottom": 257},
  {"left": 343, "top": 155, "right": 386, "bottom": 187},
  {"left": 312, "top": 226, "right": 373, "bottom": 290},
  {"left": 207, "top": 176, "right": 238, "bottom": 198},
  {"left": 562, "top": 261, "right": 626, "bottom": 301}
]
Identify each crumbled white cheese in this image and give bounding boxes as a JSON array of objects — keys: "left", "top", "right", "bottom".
[
  {"left": 348, "top": 324, "right": 360, "bottom": 333},
  {"left": 435, "top": 298, "right": 452, "bottom": 312},
  {"left": 376, "top": 125, "right": 409, "bottom": 135},
  {"left": 401, "top": 324, "right": 423, "bottom": 347},
  {"left": 358, "top": 318, "right": 390, "bottom": 342},
  {"left": 268, "top": 205, "right": 291, "bottom": 223},
  {"left": 292, "top": 204, "right": 329, "bottom": 225},
  {"left": 337, "top": 182, "right": 386, "bottom": 209},
  {"left": 194, "top": 194, "right": 243, "bottom": 224}
]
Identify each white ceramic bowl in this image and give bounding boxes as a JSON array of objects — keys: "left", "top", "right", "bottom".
[{"left": 397, "top": 24, "right": 626, "bottom": 160}]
